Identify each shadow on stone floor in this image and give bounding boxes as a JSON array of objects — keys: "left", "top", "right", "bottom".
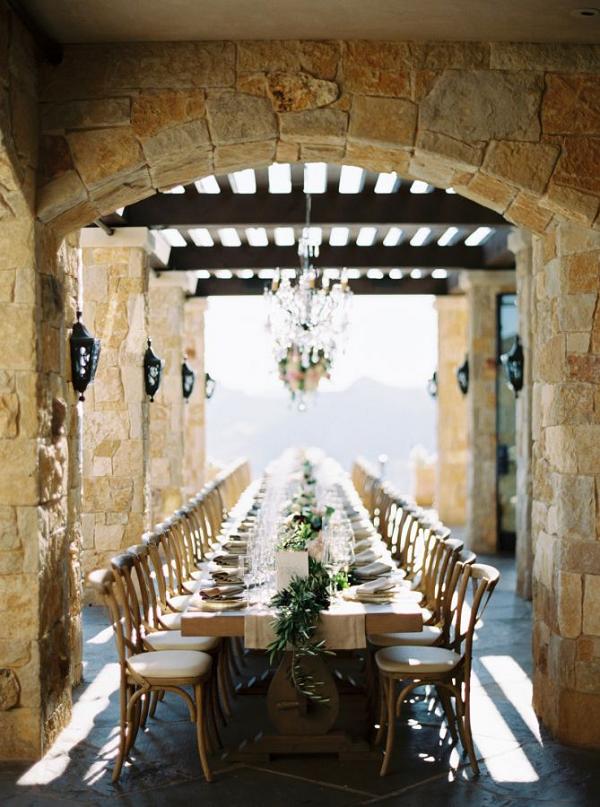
[{"left": 2, "top": 556, "right": 600, "bottom": 806}]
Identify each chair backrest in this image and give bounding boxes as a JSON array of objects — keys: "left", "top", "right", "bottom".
[
  {"left": 143, "top": 529, "right": 172, "bottom": 608},
  {"left": 126, "top": 542, "right": 161, "bottom": 630},
  {"left": 444, "top": 562, "right": 500, "bottom": 670},
  {"left": 88, "top": 561, "right": 142, "bottom": 671}
]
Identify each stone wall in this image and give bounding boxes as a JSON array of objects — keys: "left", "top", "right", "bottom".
[
  {"left": 148, "top": 275, "right": 188, "bottom": 520},
  {"left": 0, "top": 7, "right": 83, "bottom": 758},
  {"left": 511, "top": 230, "right": 534, "bottom": 599},
  {"left": 531, "top": 223, "right": 600, "bottom": 747},
  {"left": 80, "top": 240, "right": 151, "bottom": 591},
  {"left": 434, "top": 296, "right": 468, "bottom": 525},
  {"left": 182, "top": 298, "right": 207, "bottom": 498},
  {"left": 35, "top": 41, "right": 600, "bottom": 238},
  {"left": 462, "top": 271, "right": 516, "bottom": 553}
]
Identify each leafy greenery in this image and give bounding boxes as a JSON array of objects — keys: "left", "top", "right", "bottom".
[{"left": 268, "top": 559, "right": 334, "bottom": 704}]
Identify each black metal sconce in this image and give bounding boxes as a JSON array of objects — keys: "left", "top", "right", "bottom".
[
  {"left": 427, "top": 371, "right": 438, "bottom": 399},
  {"left": 456, "top": 355, "right": 469, "bottom": 396},
  {"left": 144, "top": 338, "right": 164, "bottom": 402},
  {"left": 181, "top": 356, "right": 196, "bottom": 402},
  {"left": 205, "top": 372, "right": 216, "bottom": 400},
  {"left": 500, "top": 335, "right": 524, "bottom": 398},
  {"left": 70, "top": 310, "right": 101, "bottom": 401}
]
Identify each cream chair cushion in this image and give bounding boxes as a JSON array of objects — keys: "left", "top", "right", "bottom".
[
  {"left": 128, "top": 650, "right": 212, "bottom": 679},
  {"left": 145, "top": 631, "right": 220, "bottom": 653},
  {"left": 375, "top": 645, "right": 461, "bottom": 675},
  {"left": 368, "top": 625, "right": 442, "bottom": 647},
  {"left": 158, "top": 612, "right": 182, "bottom": 630},
  {"left": 167, "top": 594, "right": 192, "bottom": 611}
]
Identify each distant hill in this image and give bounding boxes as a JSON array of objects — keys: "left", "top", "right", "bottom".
[{"left": 206, "top": 377, "right": 436, "bottom": 492}]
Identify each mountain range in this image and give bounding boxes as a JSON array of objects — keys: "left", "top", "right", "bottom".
[{"left": 206, "top": 377, "right": 436, "bottom": 493}]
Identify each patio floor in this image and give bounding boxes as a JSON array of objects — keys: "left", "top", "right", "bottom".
[{"left": 1, "top": 555, "right": 599, "bottom": 806}]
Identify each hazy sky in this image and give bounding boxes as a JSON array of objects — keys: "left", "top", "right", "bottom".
[{"left": 205, "top": 295, "right": 438, "bottom": 396}]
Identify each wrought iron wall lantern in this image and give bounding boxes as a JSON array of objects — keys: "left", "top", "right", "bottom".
[
  {"left": 181, "top": 356, "right": 196, "bottom": 402},
  {"left": 500, "top": 335, "right": 524, "bottom": 398},
  {"left": 456, "top": 355, "right": 469, "bottom": 396},
  {"left": 70, "top": 310, "right": 101, "bottom": 401},
  {"left": 144, "top": 338, "right": 164, "bottom": 402},
  {"left": 427, "top": 371, "right": 438, "bottom": 399},
  {"left": 205, "top": 372, "right": 216, "bottom": 400}
]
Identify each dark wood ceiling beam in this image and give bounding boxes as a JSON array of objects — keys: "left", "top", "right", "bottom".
[
  {"left": 190, "top": 275, "right": 449, "bottom": 297},
  {"left": 168, "top": 243, "right": 514, "bottom": 270},
  {"left": 123, "top": 188, "right": 507, "bottom": 228}
]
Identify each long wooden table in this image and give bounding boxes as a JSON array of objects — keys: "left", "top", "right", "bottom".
[{"left": 181, "top": 599, "right": 423, "bottom": 639}]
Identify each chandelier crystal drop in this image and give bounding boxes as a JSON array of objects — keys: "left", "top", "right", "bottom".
[{"left": 265, "top": 193, "right": 353, "bottom": 371}]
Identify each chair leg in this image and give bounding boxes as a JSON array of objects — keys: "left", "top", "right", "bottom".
[
  {"left": 194, "top": 683, "right": 213, "bottom": 783},
  {"left": 149, "top": 689, "right": 160, "bottom": 719},
  {"left": 217, "top": 648, "right": 233, "bottom": 719},
  {"left": 461, "top": 689, "right": 479, "bottom": 776},
  {"left": 112, "top": 679, "right": 129, "bottom": 783},
  {"left": 380, "top": 677, "right": 397, "bottom": 776},
  {"left": 436, "top": 685, "right": 458, "bottom": 743},
  {"left": 125, "top": 686, "right": 144, "bottom": 755},
  {"left": 375, "top": 673, "right": 387, "bottom": 746},
  {"left": 140, "top": 689, "right": 151, "bottom": 730}
]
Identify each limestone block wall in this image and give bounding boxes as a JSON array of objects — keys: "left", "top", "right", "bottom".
[
  {"left": 531, "top": 223, "right": 600, "bottom": 747},
  {"left": 80, "top": 243, "right": 151, "bottom": 588},
  {"left": 148, "top": 277, "right": 187, "bottom": 520},
  {"left": 462, "top": 271, "right": 516, "bottom": 553},
  {"left": 0, "top": 8, "right": 83, "bottom": 759},
  {"left": 183, "top": 298, "right": 207, "bottom": 498},
  {"left": 511, "top": 230, "right": 535, "bottom": 599},
  {"left": 434, "top": 296, "right": 468, "bottom": 525},
  {"left": 36, "top": 41, "right": 600, "bottom": 240}
]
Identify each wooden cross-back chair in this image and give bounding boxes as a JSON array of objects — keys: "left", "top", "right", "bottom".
[
  {"left": 375, "top": 562, "right": 500, "bottom": 776},
  {"left": 89, "top": 563, "right": 213, "bottom": 784}
]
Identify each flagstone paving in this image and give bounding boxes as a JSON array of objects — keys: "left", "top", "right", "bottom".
[{"left": 1, "top": 556, "right": 599, "bottom": 806}]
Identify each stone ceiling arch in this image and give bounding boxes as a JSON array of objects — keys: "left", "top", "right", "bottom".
[{"left": 36, "top": 40, "right": 600, "bottom": 238}]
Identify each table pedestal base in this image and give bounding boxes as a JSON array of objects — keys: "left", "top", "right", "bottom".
[{"left": 230, "top": 731, "right": 377, "bottom": 762}]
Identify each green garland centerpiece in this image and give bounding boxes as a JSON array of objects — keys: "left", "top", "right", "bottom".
[{"left": 267, "top": 459, "right": 346, "bottom": 704}]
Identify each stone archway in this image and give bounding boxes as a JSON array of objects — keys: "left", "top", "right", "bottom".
[{"left": 2, "top": 17, "right": 600, "bottom": 757}]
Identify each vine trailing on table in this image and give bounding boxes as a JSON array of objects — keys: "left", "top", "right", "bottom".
[{"left": 268, "top": 559, "right": 334, "bottom": 704}]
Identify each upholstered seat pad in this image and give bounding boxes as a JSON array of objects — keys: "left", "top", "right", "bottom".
[
  {"left": 368, "top": 625, "right": 442, "bottom": 647},
  {"left": 145, "top": 631, "right": 220, "bottom": 653},
  {"left": 128, "top": 650, "right": 212, "bottom": 679},
  {"left": 375, "top": 645, "right": 461, "bottom": 674},
  {"left": 158, "top": 612, "right": 182, "bottom": 630},
  {"left": 168, "top": 594, "right": 192, "bottom": 611}
]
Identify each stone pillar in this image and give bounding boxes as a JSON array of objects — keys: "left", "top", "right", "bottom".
[
  {"left": 434, "top": 296, "right": 468, "bottom": 525},
  {"left": 148, "top": 273, "right": 195, "bottom": 520},
  {"left": 531, "top": 223, "right": 600, "bottom": 747},
  {"left": 183, "top": 297, "right": 207, "bottom": 497},
  {"left": 461, "top": 270, "right": 516, "bottom": 553},
  {"left": 79, "top": 228, "right": 169, "bottom": 592},
  {"left": 0, "top": 8, "right": 84, "bottom": 759},
  {"left": 510, "top": 230, "right": 534, "bottom": 599}
]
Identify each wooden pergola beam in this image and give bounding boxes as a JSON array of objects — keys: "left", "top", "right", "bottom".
[
  {"left": 189, "top": 275, "right": 449, "bottom": 297},
  {"left": 122, "top": 187, "right": 507, "bottom": 228},
  {"left": 168, "top": 243, "right": 513, "bottom": 270}
]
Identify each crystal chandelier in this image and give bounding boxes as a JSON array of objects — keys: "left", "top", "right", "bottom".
[{"left": 265, "top": 194, "right": 352, "bottom": 369}]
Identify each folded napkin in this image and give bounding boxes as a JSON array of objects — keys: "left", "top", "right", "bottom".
[
  {"left": 354, "top": 560, "right": 394, "bottom": 579},
  {"left": 212, "top": 553, "right": 242, "bottom": 567},
  {"left": 354, "top": 535, "right": 380, "bottom": 551},
  {"left": 198, "top": 583, "right": 245, "bottom": 600},
  {"left": 353, "top": 547, "right": 383, "bottom": 566},
  {"left": 211, "top": 570, "right": 243, "bottom": 583},
  {"left": 222, "top": 540, "right": 248, "bottom": 554},
  {"left": 353, "top": 527, "right": 378, "bottom": 540},
  {"left": 356, "top": 575, "right": 397, "bottom": 595}
]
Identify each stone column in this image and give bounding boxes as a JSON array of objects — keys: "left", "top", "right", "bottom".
[
  {"left": 183, "top": 297, "right": 207, "bottom": 498},
  {"left": 79, "top": 228, "right": 169, "bottom": 593},
  {"left": 148, "top": 273, "right": 196, "bottom": 520},
  {"left": 510, "top": 230, "right": 534, "bottom": 599},
  {"left": 531, "top": 223, "right": 600, "bottom": 747},
  {"left": 461, "top": 270, "right": 516, "bottom": 553},
  {"left": 434, "top": 296, "right": 468, "bottom": 526}
]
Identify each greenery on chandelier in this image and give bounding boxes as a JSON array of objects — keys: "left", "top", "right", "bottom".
[{"left": 268, "top": 559, "right": 333, "bottom": 704}]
